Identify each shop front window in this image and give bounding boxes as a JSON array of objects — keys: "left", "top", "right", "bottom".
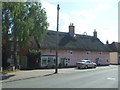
[
  {"left": 42, "top": 58, "right": 47, "bottom": 65},
  {"left": 41, "top": 56, "right": 56, "bottom": 67}
]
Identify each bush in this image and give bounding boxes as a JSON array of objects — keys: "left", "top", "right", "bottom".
[{"left": 27, "top": 49, "right": 41, "bottom": 69}]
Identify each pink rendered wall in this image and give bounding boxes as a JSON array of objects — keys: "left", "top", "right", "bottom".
[{"left": 41, "top": 49, "right": 109, "bottom": 66}]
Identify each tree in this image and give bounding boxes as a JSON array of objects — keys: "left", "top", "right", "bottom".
[
  {"left": 2, "top": 2, "right": 49, "bottom": 69},
  {"left": 0, "top": 2, "right": 2, "bottom": 69}
]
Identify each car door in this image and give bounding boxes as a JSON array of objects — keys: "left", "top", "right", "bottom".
[
  {"left": 88, "top": 60, "right": 94, "bottom": 67},
  {"left": 89, "top": 61, "right": 93, "bottom": 67},
  {"left": 90, "top": 61, "right": 94, "bottom": 67},
  {"left": 86, "top": 61, "right": 91, "bottom": 67}
]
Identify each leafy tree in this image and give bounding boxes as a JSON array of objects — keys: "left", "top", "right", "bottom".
[{"left": 2, "top": 2, "right": 49, "bottom": 69}]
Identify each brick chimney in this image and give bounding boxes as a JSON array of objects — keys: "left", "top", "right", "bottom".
[
  {"left": 93, "top": 29, "right": 97, "bottom": 38},
  {"left": 69, "top": 23, "right": 75, "bottom": 36}
]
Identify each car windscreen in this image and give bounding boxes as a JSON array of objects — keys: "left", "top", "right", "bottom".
[{"left": 80, "top": 60, "right": 86, "bottom": 62}]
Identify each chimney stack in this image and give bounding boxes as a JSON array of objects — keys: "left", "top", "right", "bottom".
[
  {"left": 106, "top": 40, "right": 109, "bottom": 44},
  {"left": 93, "top": 29, "right": 97, "bottom": 38},
  {"left": 69, "top": 23, "right": 75, "bottom": 36}
]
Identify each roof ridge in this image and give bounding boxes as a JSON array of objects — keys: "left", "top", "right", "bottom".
[{"left": 48, "top": 30, "right": 94, "bottom": 38}]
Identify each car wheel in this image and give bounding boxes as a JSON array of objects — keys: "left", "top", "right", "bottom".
[
  {"left": 85, "top": 65, "right": 88, "bottom": 69},
  {"left": 94, "top": 65, "right": 96, "bottom": 68},
  {"left": 78, "top": 67, "right": 80, "bottom": 69}
]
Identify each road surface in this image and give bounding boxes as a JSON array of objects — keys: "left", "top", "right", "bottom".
[{"left": 2, "top": 66, "right": 118, "bottom": 88}]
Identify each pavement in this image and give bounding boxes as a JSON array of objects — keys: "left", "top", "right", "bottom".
[{"left": 1, "top": 65, "right": 118, "bottom": 83}]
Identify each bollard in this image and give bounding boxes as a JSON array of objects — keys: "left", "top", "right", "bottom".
[
  {"left": 0, "top": 67, "right": 2, "bottom": 72},
  {"left": 12, "top": 66, "right": 15, "bottom": 71}
]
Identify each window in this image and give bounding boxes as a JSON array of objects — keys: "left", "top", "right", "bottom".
[
  {"left": 80, "top": 60, "right": 86, "bottom": 62},
  {"left": 42, "top": 60, "right": 47, "bottom": 65},
  {"left": 53, "top": 59, "right": 56, "bottom": 64},
  {"left": 48, "top": 57, "right": 53, "bottom": 63},
  {"left": 16, "top": 44, "right": 20, "bottom": 51},
  {"left": 11, "top": 42, "right": 14, "bottom": 51},
  {"left": 70, "top": 51, "right": 73, "bottom": 54},
  {"left": 41, "top": 57, "right": 56, "bottom": 66},
  {"left": 42, "top": 58, "right": 47, "bottom": 65},
  {"left": 11, "top": 43, "right": 20, "bottom": 51},
  {"left": 53, "top": 57, "right": 56, "bottom": 64},
  {"left": 87, "top": 61, "right": 91, "bottom": 63},
  {"left": 68, "top": 59, "right": 70, "bottom": 63},
  {"left": 67, "top": 50, "right": 73, "bottom": 54},
  {"left": 99, "top": 52, "right": 103, "bottom": 54},
  {"left": 106, "top": 59, "right": 109, "bottom": 62},
  {"left": 10, "top": 55, "right": 14, "bottom": 64},
  {"left": 86, "top": 51, "right": 91, "bottom": 54}
]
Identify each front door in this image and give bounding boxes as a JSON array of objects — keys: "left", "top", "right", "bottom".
[{"left": 60, "top": 58, "right": 65, "bottom": 67}]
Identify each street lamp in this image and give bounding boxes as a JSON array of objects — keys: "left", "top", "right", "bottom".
[{"left": 55, "top": 4, "right": 60, "bottom": 74}]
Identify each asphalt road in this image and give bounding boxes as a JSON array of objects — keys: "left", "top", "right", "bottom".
[{"left": 2, "top": 66, "right": 118, "bottom": 88}]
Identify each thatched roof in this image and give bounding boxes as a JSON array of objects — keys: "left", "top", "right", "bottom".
[
  {"left": 107, "top": 42, "right": 120, "bottom": 52},
  {"left": 40, "top": 30, "right": 110, "bottom": 52}
]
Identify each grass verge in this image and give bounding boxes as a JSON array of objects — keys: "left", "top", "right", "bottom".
[{"left": 2, "top": 69, "right": 20, "bottom": 74}]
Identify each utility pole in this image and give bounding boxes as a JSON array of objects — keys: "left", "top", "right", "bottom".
[{"left": 55, "top": 4, "right": 60, "bottom": 74}]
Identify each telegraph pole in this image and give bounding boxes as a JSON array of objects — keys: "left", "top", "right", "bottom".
[{"left": 55, "top": 4, "right": 60, "bottom": 74}]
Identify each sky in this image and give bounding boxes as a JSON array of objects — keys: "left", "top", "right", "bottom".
[{"left": 40, "top": 0, "right": 119, "bottom": 44}]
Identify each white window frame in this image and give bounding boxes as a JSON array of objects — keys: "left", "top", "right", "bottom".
[
  {"left": 86, "top": 51, "right": 91, "bottom": 54},
  {"left": 99, "top": 52, "right": 103, "bottom": 55},
  {"left": 67, "top": 50, "right": 73, "bottom": 55},
  {"left": 41, "top": 57, "right": 48, "bottom": 66}
]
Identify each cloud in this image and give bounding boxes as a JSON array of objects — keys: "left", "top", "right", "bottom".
[
  {"left": 95, "top": 3, "right": 110, "bottom": 11},
  {"left": 98, "top": 25, "right": 118, "bottom": 44},
  {"left": 41, "top": 1, "right": 57, "bottom": 30},
  {"left": 42, "top": 1, "right": 71, "bottom": 32},
  {"left": 41, "top": 1, "right": 118, "bottom": 43}
]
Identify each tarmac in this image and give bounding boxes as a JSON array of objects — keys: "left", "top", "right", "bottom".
[{"left": 1, "top": 65, "right": 118, "bottom": 83}]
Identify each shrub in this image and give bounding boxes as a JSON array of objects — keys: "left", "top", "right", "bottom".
[{"left": 27, "top": 49, "right": 41, "bottom": 69}]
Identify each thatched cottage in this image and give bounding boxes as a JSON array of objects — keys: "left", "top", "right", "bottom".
[
  {"left": 38, "top": 24, "right": 110, "bottom": 68},
  {"left": 3, "top": 24, "right": 111, "bottom": 69}
]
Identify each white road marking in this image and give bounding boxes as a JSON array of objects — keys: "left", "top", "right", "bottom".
[{"left": 107, "top": 77, "right": 116, "bottom": 80}]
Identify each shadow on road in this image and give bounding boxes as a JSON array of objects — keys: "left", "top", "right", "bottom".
[
  {"left": 43, "top": 73, "right": 58, "bottom": 77},
  {"left": 2, "top": 74, "right": 15, "bottom": 80},
  {"left": 2, "top": 72, "right": 57, "bottom": 83},
  {"left": 75, "top": 67, "right": 96, "bottom": 70}
]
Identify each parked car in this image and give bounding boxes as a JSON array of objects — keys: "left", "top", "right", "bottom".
[{"left": 76, "top": 60, "right": 97, "bottom": 69}]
